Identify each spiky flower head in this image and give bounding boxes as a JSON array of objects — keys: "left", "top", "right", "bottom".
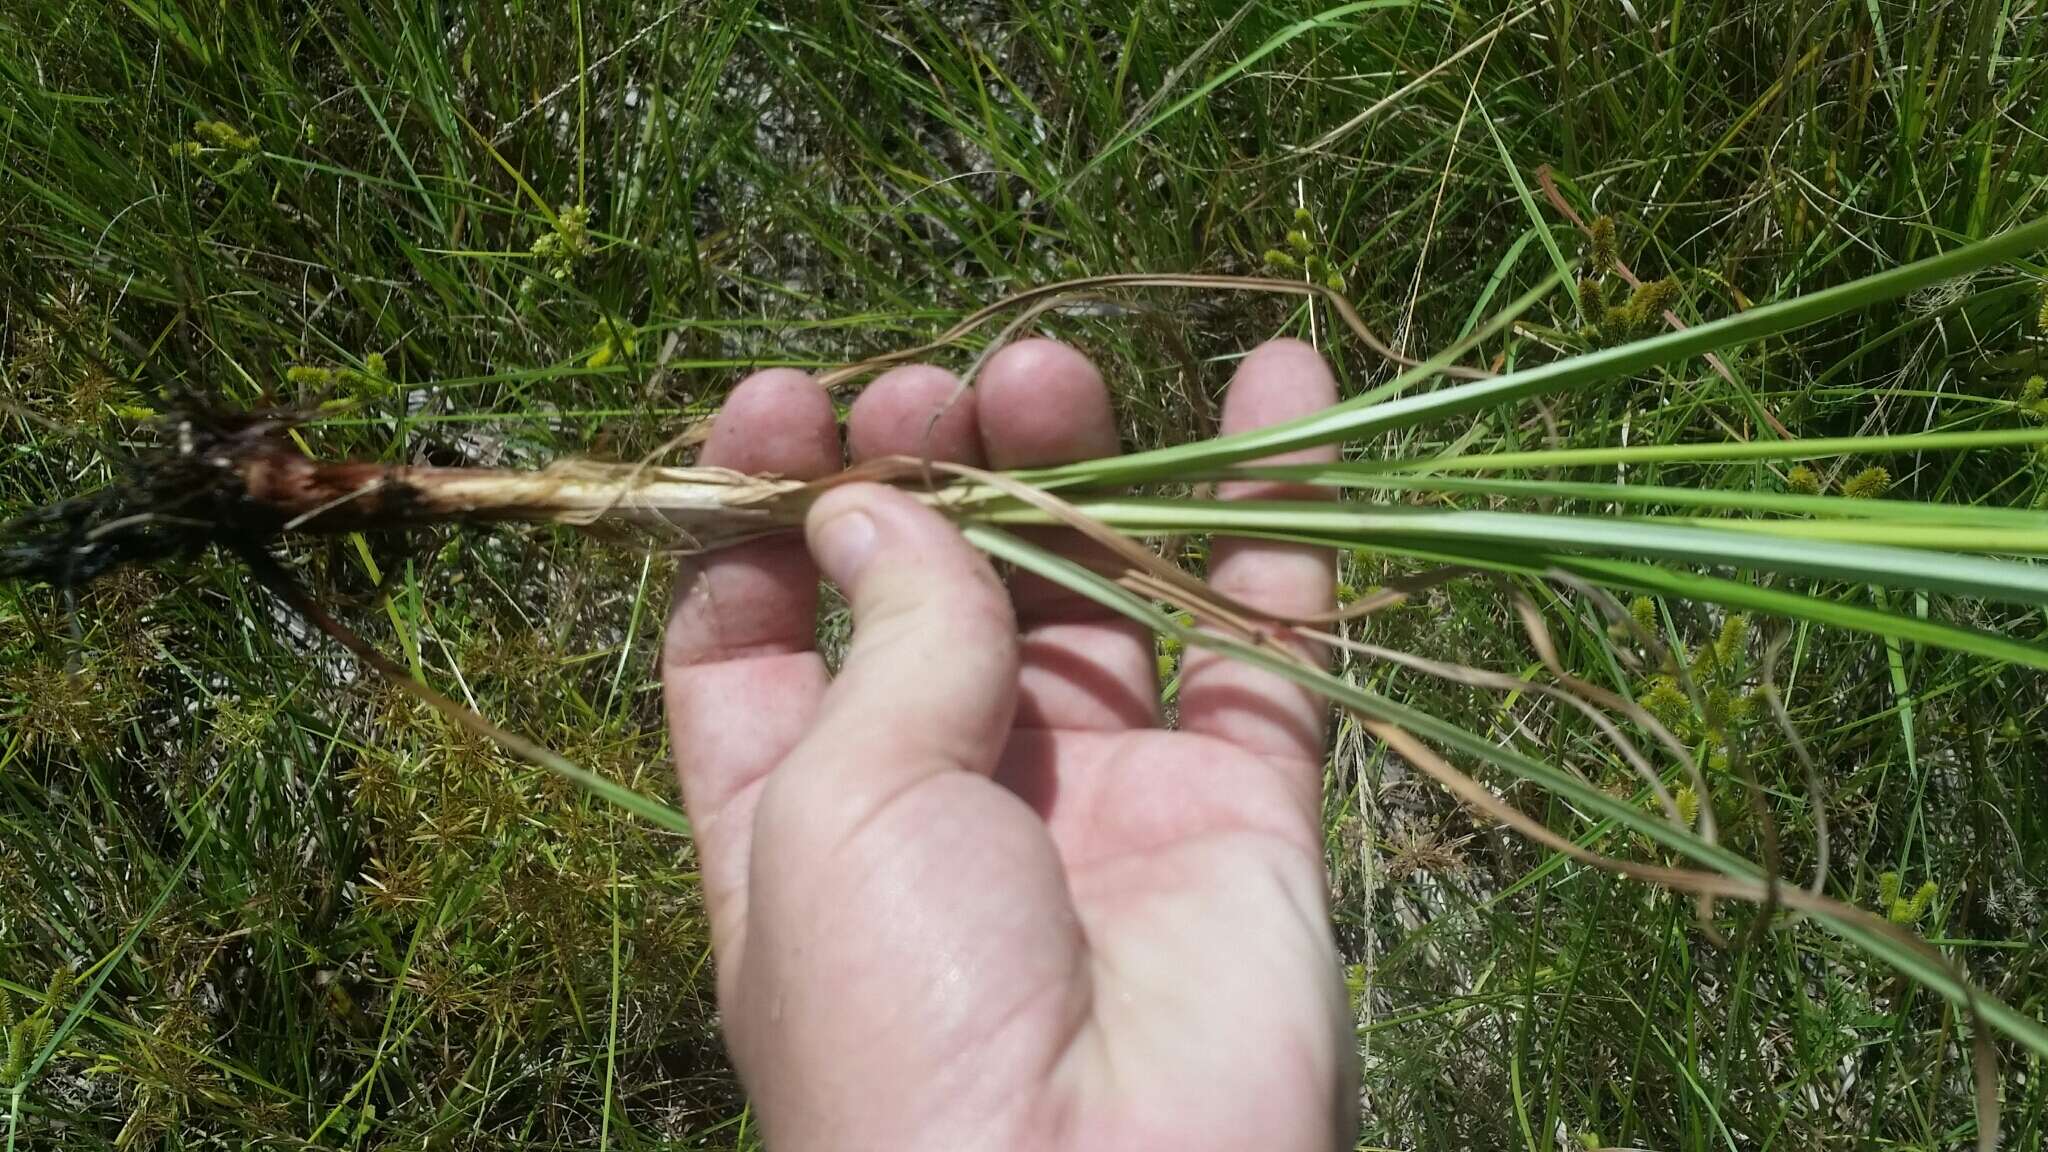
[
  {"left": 192, "top": 120, "right": 259, "bottom": 152},
  {"left": 1842, "top": 466, "right": 1891, "bottom": 499},
  {"left": 1620, "top": 276, "right": 1681, "bottom": 334},
  {"left": 1628, "top": 595, "right": 1658, "bottom": 634},
  {"left": 1588, "top": 215, "right": 1616, "bottom": 272},
  {"left": 1674, "top": 785, "right": 1701, "bottom": 827},
  {"left": 1577, "top": 277, "right": 1608, "bottom": 327}
]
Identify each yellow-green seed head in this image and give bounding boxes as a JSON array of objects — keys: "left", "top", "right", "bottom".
[
  {"left": 1785, "top": 464, "right": 1822, "bottom": 495},
  {"left": 1640, "top": 676, "right": 1690, "bottom": 729},
  {"left": 1286, "top": 229, "right": 1313, "bottom": 255},
  {"left": 362, "top": 352, "right": 387, "bottom": 381},
  {"left": 1890, "top": 879, "right": 1938, "bottom": 923},
  {"left": 1841, "top": 466, "right": 1891, "bottom": 499},
  {"left": 1263, "top": 249, "right": 1298, "bottom": 270},
  {"left": 1293, "top": 206, "right": 1314, "bottom": 229},
  {"left": 2020, "top": 375, "right": 2046, "bottom": 403},
  {"left": 167, "top": 140, "right": 204, "bottom": 160},
  {"left": 193, "top": 119, "right": 258, "bottom": 151},
  {"left": 1674, "top": 784, "right": 1700, "bottom": 827},
  {"left": 2037, "top": 288, "right": 2048, "bottom": 333},
  {"left": 1877, "top": 870, "right": 1902, "bottom": 908},
  {"left": 1703, "top": 684, "right": 1732, "bottom": 729},
  {"left": 42, "top": 969, "right": 69, "bottom": 1012},
  {"left": 1713, "top": 614, "right": 1748, "bottom": 668},
  {"left": 285, "top": 365, "right": 337, "bottom": 388},
  {"left": 1324, "top": 270, "right": 1345, "bottom": 292},
  {"left": 1628, "top": 595, "right": 1658, "bottom": 634},
  {"left": 18, "top": 1015, "right": 48, "bottom": 1054},
  {"left": 3, "top": 1026, "right": 26, "bottom": 1086}
]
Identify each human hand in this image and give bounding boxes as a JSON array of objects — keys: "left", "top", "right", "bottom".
[{"left": 663, "top": 338, "right": 1352, "bottom": 1152}]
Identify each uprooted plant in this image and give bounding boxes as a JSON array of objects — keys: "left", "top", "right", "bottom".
[{"left": 7, "top": 221, "right": 2048, "bottom": 1146}]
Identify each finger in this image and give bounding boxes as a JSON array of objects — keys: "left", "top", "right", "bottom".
[
  {"left": 1179, "top": 339, "right": 1339, "bottom": 767},
  {"left": 662, "top": 369, "right": 839, "bottom": 956},
  {"left": 765, "top": 484, "right": 1020, "bottom": 845},
  {"left": 847, "top": 363, "right": 984, "bottom": 466},
  {"left": 977, "top": 338, "right": 1159, "bottom": 732}
]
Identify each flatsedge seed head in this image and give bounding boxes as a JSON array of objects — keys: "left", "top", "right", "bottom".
[
  {"left": 362, "top": 352, "right": 387, "bottom": 381},
  {"left": 1628, "top": 595, "right": 1657, "bottom": 633},
  {"left": 1640, "top": 675, "right": 1690, "bottom": 729},
  {"left": 1674, "top": 785, "right": 1700, "bottom": 827},
  {"left": 192, "top": 119, "right": 258, "bottom": 151},
  {"left": 1890, "top": 879, "right": 1939, "bottom": 924},
  {"left": 2, "top": 1026, "right": 25, "bottom": 1086},
  {"left": 1577, "top": 276, "right": 1608, "bottom": 325},
  {"left": 1842, "top": 465, "right": 1891, "bottom": 499},
  {"left": 1263, "top": 248, "right": 1298, "bottom": 270},
  {"left": 1704, "top": 684, "right": 1733, "bottom": 728},
  {"left": 1588, "top": 215, "right": 1616, "bottom": 272},
  {"left": 1324, "top": 270, "right": 1345, "bottom": 292},
  {"left": 1713, "top": 613, "right": 1748, "bottom": 668},
  {"left": 1624, "top": 276, "right": 1681, "bottom": 331},
  {"left": 1293, "top": 205, "right": 1314, "bottom": 228},
  {"left": 2037, "top": 288, "right": 2048, "bottom": 332},
  {"left": 1785, "top": 464, "right": 1822, "bottom": 494},
  {"left": 1877, "top": 870, "right": 1902, "bottom": 908},
  {"left": 2019, "top": 375, "right": 2046, "bottom": 403},
  {"left": 285, "top": 365, "right": 337, "bottom": 388},
  {"left": 1285, "top": 229, "right": 1313, "bottom": 255}
]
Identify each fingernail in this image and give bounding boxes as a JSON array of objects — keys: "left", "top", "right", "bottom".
[{"left": 811, "top": 508, "right": 878, "bottom": 579}]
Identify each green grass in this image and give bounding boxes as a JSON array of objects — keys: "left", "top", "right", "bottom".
[{"left": 3, "top": 1, "right": 2047, "bottom": 1148}]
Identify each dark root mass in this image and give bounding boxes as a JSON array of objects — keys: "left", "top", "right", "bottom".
[{"left": 1, "top": 412, "right": 420, "bottom": 587}]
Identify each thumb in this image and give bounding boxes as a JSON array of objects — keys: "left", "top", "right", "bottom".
[{"left": 775, "top": 483, "right": 1019, "bottom": 829}]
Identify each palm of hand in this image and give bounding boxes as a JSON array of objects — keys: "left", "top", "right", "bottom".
[{"left": 666, "top": 339, "right": 1352, "bottom": 1151}]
